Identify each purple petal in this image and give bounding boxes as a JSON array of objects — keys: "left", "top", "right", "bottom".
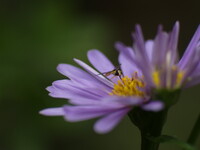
[
  {"left": 47, "top": 86, "right": 104, "bottom": 106},
  {"left": 184, "top": 74, "right": 200, "bottom": 88},
  {"left": 167, "top": 21, "right": 180, "bottom": 64},
  {"left": 188, "top": 53, "right": 200, "bottom": 78},
  {"left": 178, "top": 25, "right": 200, "bottom": 70},
  {"left": 145, "top": 40, "right": 154, "bottom": 62},
  {"left": 39, "top": 107, "right": 64, "bottom": 116},
  {"left": 63, "top": 105, "right": 120, "bottom": 122},
  {"left": 47, "top": 85, "right": 110, "bottom": 105},
  {"left": 116, "top": 42, "right": 141, "bottom": 77},
  {"left": 101, "top": 96, "right": 143, "bottom": 106},
  {"left": 49, "top": 80, "right": 100, "bottom": 100},
  {"left": 152, "top": 27, "right": 169, "bottom": 67},
  {"left": 52, "top": 79, "right": 106, "bottom": 98},
  {"left": 57, "top": 64, "right": 90, "bottom": 80},
  {"left": 170, "top": 21, "right": 180, "bottom": 51},
  {"left": 74, "top": 58, "right": 114, "bottom": 88},
  {"left": 133, "top": 25, "right": 151, "bottom": 66},
  {"left": 94, "top": 108, "right": 130, "bottom": 134},
  {"left": 142, "top": 101, "right": 164, "bottom": 112},
  {"left": 68, "top": 98, "right": 103, "bottom": 105},
  {"left": 87, "top": 50, "right": 115, "bottom": 73},
  {"left": 184, "top": 47, "right": 200, "bottom": 81},
  {"left": 46, "top": 86, "right": 71, "bottom": 99},
  {"left": 115, "top": 42, "right": 136, "bottom": 63},
  {"left": 132, "top": 25, "right": 154, "bottom": 86},
  {"left": 87, "top": 50, "right": 120, "bottom": 84},
  {"left": 57, "top": 64, "right": 108, "bottom": 89}
]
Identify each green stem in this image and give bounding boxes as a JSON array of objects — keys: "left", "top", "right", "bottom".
[
  {"left": 187, "top": 114, "right": 200, "bottom": 145},
  {"left": 128, "top": 89, "right": 181, "bottom": 150},
  {"left": 141, "top": 133, "right": 160, "bottom": 150},
  {"left": 129, "top": 108, "right": 168, "bottom": 150}
]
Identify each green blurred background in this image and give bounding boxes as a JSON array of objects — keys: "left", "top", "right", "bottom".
[{"left": 0, "top": 0, "right": 200, "bottom": 150}]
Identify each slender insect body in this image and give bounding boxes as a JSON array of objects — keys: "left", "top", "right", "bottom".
[{"left": 101, "top": 65, "right": 123, "bottom": 80}]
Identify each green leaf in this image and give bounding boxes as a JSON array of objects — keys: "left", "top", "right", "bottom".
[{"left": 148, "top": 135, "right": 197, "bottom": 150}]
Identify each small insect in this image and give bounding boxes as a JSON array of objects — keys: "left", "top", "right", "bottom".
[{"left": 100, "top": 65, "right": 123, "bottom": 80}]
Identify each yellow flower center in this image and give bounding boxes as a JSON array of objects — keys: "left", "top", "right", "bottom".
[
  {"left": 152, "top": 71, "right": 160, "bottom": 87},
  {"left": 152, "top": 66, "right": 185, "bottom": 89},
  {"left": 109, "top": 74, "right": 145, "bottom": 97}
]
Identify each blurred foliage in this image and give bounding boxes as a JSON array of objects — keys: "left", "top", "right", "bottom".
[{"left": 0, "top": 0, "right": 199, "bottom": 150}]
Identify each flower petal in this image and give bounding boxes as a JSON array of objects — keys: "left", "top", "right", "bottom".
[
  {"left": 47, "top": 86, "right": 71, "bottom": 99},
  {"left": 141, "top": 101, "right": 164, "bottom": 112},
  {"left": 87, "top": 50, "right": 115, "bottom": 73},
  {"left": 145, "top": 40, "right": 154, "bottom": 62},
  {"left": 183, "top": 47, "right": 200, "bottom": 80},
  {"left": 68, "top": 99, "right": 102, "bottom": 105},
  {"left": 115, "top": 42, "right": 136, "bottom": 64},
  {"left": 48, "top": 82, "right": 99, "bottom": 100},
  {"left": 101, "top": 96, "right": 143, "bottom": 106},
  {"left": 184, "top": 74, "right": 200, "bottom": 88},
  {"left": 63, "top": 105, "right": 120, "bottom": 122},
  {"left": 178, "top": 25, "right": 200, "bottom": 70},
  {"left": 52, "top": 79, "right": 106, "bottom": 98},
  {"left": 57, "top": 64, "right": 108, "bottom": 89},
  {"left": 94, "top": 108, "right": 130, "bottom": 134},
  {"left": 116, "top": 42, "right": 141, "bottom": 77},
  {"left": 74, "top": 58, "right": 114, "bottom": 88},
  {"left": 152, "top": 26, "right": 169, "bottom": 67},
  {"left": 188, "top": 51, "right": 200, "bottom": 79},
  {"left": 47, "top": 83, "right": 110, "bottom": 105},
  {"left": 39, "top": 107, "right": 64, "bottom": 116},
  {"left": 57, "top": 63, "right": 90, "bottom": 80},
  {"left": 132, "top": 25, "right": 154, "bottom": 86},
  {"left": 47, "top": 80, "right": 110, "bottom": 105},
  {"left": 133, "top": 25, "right": 151, "bottom": 66},
  {"left": 167, "top": 21, "right": 180, "bottom": 64}
]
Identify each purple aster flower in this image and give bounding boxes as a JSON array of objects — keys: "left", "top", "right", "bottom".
[
  {"left": 40, "top": 22, "right": 200, "bottom": 134},
  {"left": 116, "top": 21, "right": 200, "bottom": 89},
  {"left": 40, "top": 49, "right": 163, "bottom": 134}
]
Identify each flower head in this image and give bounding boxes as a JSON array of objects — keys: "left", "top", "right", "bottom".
[
  {"left": 40, "top": 22, "right": 200, "bottom": 134},
  {"left": 40, "top": 49, "right": 163, "bottom": 134},
  {"left": 116, "top": 21, "right": 200, "bottom": 90}
]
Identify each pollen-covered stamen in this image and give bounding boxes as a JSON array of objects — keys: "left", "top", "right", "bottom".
[
  {"left": 152, "top": 71, "right": 161, "bottom": 88},
  {"left": 174, "top": 70, "right": 185, "bottom": 88},
  {"left": 109, "top": 73, "right": 145, "bottom": 96},
  {"left": 152, "top": 66, "right": 185, "bottom": 89}
]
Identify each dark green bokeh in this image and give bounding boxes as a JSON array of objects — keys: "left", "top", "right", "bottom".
[{"left": 0, "top": 0, "right": 199, "bottom": 150}]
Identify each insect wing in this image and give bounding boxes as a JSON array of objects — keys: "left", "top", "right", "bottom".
[{"left": 103, "top": 70, "right": 116, "bottom": 76}]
